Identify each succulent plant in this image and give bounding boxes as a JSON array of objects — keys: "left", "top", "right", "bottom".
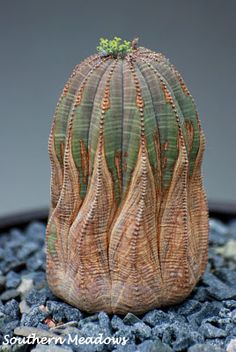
[
  {"left": 97, "top": 37, "right": 132, "bottom": 58},
  {"left": 46, "top": 37, "right": 209, "bottom": 314}
]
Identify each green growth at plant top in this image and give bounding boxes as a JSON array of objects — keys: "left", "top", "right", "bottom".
[{"left": 97, "top": 37, "right": 133, "bottom": 58}]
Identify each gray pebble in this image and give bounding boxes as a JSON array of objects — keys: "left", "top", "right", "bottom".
[
  {"left": 25, "top": 288, "right": 47, "bottom": 306},
  {"left": 214, "top": 268, "right": 236, "bottom": 287},
  {"left": 142, "top": 309, "right": 170, "bottom": 327},
  {"left": 231, "top": 308, "right": 236, "bottom": 323},
  {"left": 111, "top": 315, "right": 125, "bottom": 330},
  {"left": 123, "top": 312, "right": 142, "bottom": 325},
  {"left": 162, "top": 325, "right": 177, "bottom": 345},
  {"left": 33, "top": 271, "right": 46, "bottom": 289},
  {"left": 6, "top": 271, "right": 21, "bottom": 289},
  {"left": 46, "top": 300, "right": 82, "bottom": 322},
  {"left": 177, "top": 299, "right": 202, "bottom": 316},
  {"left": 131, "top": 322, "right": 152, "bottom": 341},
  {"left": 80, "top": 321, "right": 100, "bottom": 336},
  {"left": 2, "top": 319, "right": 19, "bottom": 335},
  {"left": 173, "top": 331, "right": 204, "bottom": 351},
  {"left": 209, "top": 219, "right": 228, "bottom": 236},
  {"left": 14, "top": 325, "right": 59, "bottom": 338},
  {"left": 227, "top": 336, "right": 236, "bottom": 349},
  {"left": 78, "top": 314, "right": 98, "bottom": 327},
  {"left": 21, "top": 305, "right": 49, "bottom": 327},
  {"left": 114, "top": 342, "right": 137, "bottom": 352},
  {"left": 151, "top": 322, "right": 171, "bottom": 340},
  {"left": 205, "top": 339, "right": 226, "bottom": 349},
  {"left": 203, "top": 315, "right": 231, "bottom": 329},
  {"left": 17, "top": 277, "right": 34, "bottom": 296},
  {"left": 202, "top": 272, "right": 236, "bottom": 300},
  {"left": 191, "top": 286, "right": 208, "bottom": 302},
  {"left": 26, "top": 222, "right": 46, "bottom": 244},
  {"left": 226, "top": 324, "right": 236, "bottom": 335},
  {"left": 113, "top": 326, "right": 134, "bottom": 343},
  {"left": 36, "top": 322, "right": 49, "bottom": 330},
  {"left": 199, "top": 322, "right": 227, "bottom": 338},
  {"left": 4, "top": 299, "right": 20, "bottom": 320},
  {"left": 32, "top": 345, "right": 73, "bottom": 352},
  {"left": 187, "top": 301, "right": 221, "bottom": 327},
  {"left": 16, "top": 242, "right": 39, "bottom": 260},
  {"left": 19, "top": 300, "right": 31, "bottom": 314},
  {"left": 0, "top": 289, "right": 20, "bottom": 301},
  {"left": 223, "top": 300, "right": 236, "bottom": 309},
  {"left": 98, "top": 311, "right": 110, "bottom": 331},
  {"left": 188, "top": 343, "right": 225, "bottom": 351},
  {"left": 8, "top": 229, "right": 26, "bottom": 248},
  {"left": 0, "top": 346, "right": 12, "bottom": 352},
  {"left": 40, "top": 285, "right": 57, "bottom": 301},
  {"left": 136, "top": 338, "right": 172, "bottom": 352},
  {"left": 26, "top": 251, "right": 45, "bottom": 271},
  {"left": 208, "top": 251, "right": 225, "bottom": 269}
]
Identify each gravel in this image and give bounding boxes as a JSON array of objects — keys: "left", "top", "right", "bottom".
[{"left": 0, "top": 218, "right": 235, "bottom": 351}]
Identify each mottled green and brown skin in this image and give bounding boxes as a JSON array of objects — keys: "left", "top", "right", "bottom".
[{"left": 46, "top": 40, "right": 208, "bottom": 315}]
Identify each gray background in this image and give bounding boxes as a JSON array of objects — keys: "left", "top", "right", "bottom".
[{"left": 0, "top": 0, "right": 235, "bottom": 217}]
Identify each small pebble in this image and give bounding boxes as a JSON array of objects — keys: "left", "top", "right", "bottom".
[
  {"left": 199, "top": 322, "right": 227, "bottom": 338},
  {"left": 142, "top": 309, "right": 170, "bottom": 327},
  {"left": 131, "top": 322, "right": 152, "bottom": 341},
  {"left": 114, "top": 343, "right": 137, "bottom": 352},
  {"left": 214, "top": 268, "right": 236, "bottom": 287},
  {"left": 46, "top": 300, "right": 82, "bottom": 322},
  {"left": 17, "top": 277, "right": 34, "bottom": 295},
  {"left": 4, "top": 299, "right": 20, "bottom": 320},
  {"left": 26, "top": 251, "right": 45, "bottom": 271},
  {"left": 32, "top": 345, "right": 73, "bottom": 352},
  {"left": 123, "top": 312, "right": 142, "bottom": 325},
  {"left": 16, "top": 241, "right": 39, "bottom": 260},
  {"left": 19, "top": 299, "right": 31, "bottom": 314},
  {"left": 6, "top": 271, "right": 21, "bottom": 289},
  {"left": 202, "top": 271, "right": 236, "bottom": 300},
  {"left": 187, "top": 301, "right": 221, "bottom": 327},
  {"left": 21, "top": 305, "right": 49, "bottom": 327},
  {"left": 227, "top": 338, "right": 236, "bottom": 352},
  {"left": 26, "top": 222, "right": 46, "bottom": 244},
  {"left": 137, "top": 339, "right": 172, "bottom": 352},
  {"left": 188, "top": 343, "right": 225, "bottom": 351},
  {"left": 25, "top": 288, "right": 47, "bottom": 306},
  {"left": 209, "top": 219, "right": 228, "bottom": 236},
  {"left": 177, "top": 299, "right": 202, "bottom": 316},
  {"left": 216, "top": 240, "right": 236, "bottom": 260},
  {"left": 0, "top": 289, "right": 20, "bottom": 301},
  {"left": 173, "top": 331, "right": 204, "bottom": 351},
  {"left": 111, "top": 315, "right": 125, "bottom": 330},
  {"left": 14, "top": 325, "right": 59, "bottom": 338},
  {"left": 98, "top": 311, "right": 111, "bottom": 331}
]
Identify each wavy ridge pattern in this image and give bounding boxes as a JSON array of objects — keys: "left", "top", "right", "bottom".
[{"left": 46, "top": 47, "right": 209, "bottom": 314}]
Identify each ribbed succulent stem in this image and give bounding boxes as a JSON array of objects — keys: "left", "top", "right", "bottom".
[{"left": 46, "top": 38, "right": 209, "bottom": 314}]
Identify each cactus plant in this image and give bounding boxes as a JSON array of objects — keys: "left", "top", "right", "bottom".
[{"left": 46, "top": 37, "right": 209, "bottom": 315}]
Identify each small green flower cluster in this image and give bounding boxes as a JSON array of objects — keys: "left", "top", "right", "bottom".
[{"left": 97, "top": 37, "right": 133, "bottom": 58}]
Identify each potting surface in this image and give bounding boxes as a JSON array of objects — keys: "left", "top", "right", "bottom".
[{"left": 0, "top": 218, "right": 236, "bottom": 352}]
